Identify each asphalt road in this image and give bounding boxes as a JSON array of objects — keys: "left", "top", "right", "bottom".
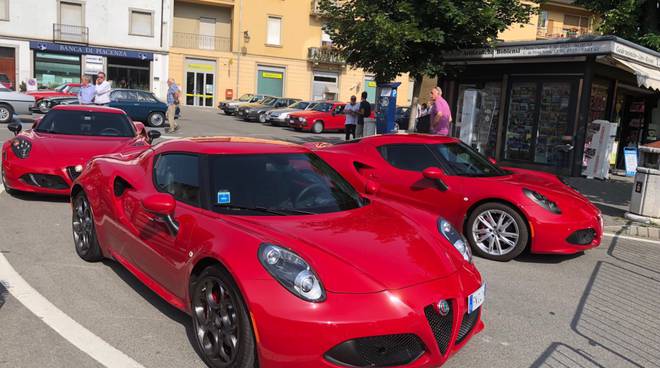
[{"left": 1, "top": 107, "right": 659, "bottom": 368}]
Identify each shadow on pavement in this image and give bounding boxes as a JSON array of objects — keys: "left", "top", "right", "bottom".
[
  {"left": 607, "top": 233, "right": 660, "bottom": 276},
  {"left": 530, "top": 342, "right": 605, "bottom": 368},
  {"left": 101, "top": 260, "right": 204, "bottom": 360},
  {"left": 3, "top": 190, "right": 69, "bottom": 203},
  {"left": 0, "top": 282, "right": 7, "bottom": 310},
  {"left": 513, "top": 251, "right": 585, "bottom": 264},
  {"left": 565, "top": 177, "right": 632, "bottom": 210},
  {"left": 571, "top": 261, "right": 660, "bottom": 368}
]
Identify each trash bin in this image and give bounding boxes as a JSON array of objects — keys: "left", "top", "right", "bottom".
[{"left": 626, "top": 141, "right": 660, "bottom": 225}]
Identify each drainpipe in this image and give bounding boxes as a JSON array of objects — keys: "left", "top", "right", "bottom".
[
  {"left": 160, "top": 0, "right": 165, "bottom": 48},
  {"left": 235, "top": 0, "right": 243, "bottom": 96}
]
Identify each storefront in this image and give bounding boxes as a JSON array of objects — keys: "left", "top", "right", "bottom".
[
  {"left": 29, "top": 41, "right": 156, "bottom": 90},
  {"left": 0, "top": 46, "right": 16, "bottom": 89},
  {"left": 257, "top": 65, "right": 285, "bottom": 97},
  {"left": 311, "top": 70, "right": 338, "bottom": 101},
  {"left": 184, "top": 58, "right": 216, "bottom": 107},
  {"left": 441, "top": 36, "right": 660, "bottom": 176}
]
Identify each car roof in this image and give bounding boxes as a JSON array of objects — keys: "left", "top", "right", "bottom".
[
  {"left": 112, "top": 88, "right": 150, "bottom": 93},
  {"left": 51, "top": 104, "right": 127, "bottom": 114},
  {"left": 155, "top": 136, "right": 311, "bottom": 155},
  {"left": 358, "top": 133, "right": 460, "bottom": 145}
]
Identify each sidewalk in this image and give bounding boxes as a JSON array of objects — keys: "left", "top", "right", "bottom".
[{"left": 565, "top": 175, "right": 660, "bottom": 240}]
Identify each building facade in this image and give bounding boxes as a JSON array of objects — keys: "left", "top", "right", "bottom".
[
  {"left": 0, "top": 0, "right": 170, "bottom": 96},
  {"left": 167, "top": 0, "right": 414, "bottom": 108}
]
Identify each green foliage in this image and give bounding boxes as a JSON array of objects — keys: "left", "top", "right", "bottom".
[
  {"left": 576, "top": 0, "right": 660, "bottom": 51},
  {"left": 319, "top": 0, "right": 537, "bottom": 83}
]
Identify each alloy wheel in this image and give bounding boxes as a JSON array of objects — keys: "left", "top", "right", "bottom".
[
  {"left": 258, "top": 114, "right": 267, "bottom": 123},
  {"left": 0, "top": 106, "right": 10, "bottom": 122},
  {"left": 150, "top": 113, "right": 165, "bottom": 127},
  {"left": 471, "top": 209, "right": 520, "bottom": 256},
  {"left": 193, "top": 277, "right": 241, "bottom": 366},
  {"left": 72, "top": 195, "right": 94, "bottom": 256},
  {"left": 38, "top": 101, "right": 49, "bottom": 113}
]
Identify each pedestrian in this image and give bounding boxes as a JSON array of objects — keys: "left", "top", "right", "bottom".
[
  {"left": 94, "top": 72, "right": 112, "bottom": 106},
  {"left": 429, "top": 86, "right": 452, "bottom": 136},
  {"left": 417, "top": 102, "right": 431, "bottom": 133},
  {"left": 344, "top": 95, "right": 359, "bottom": 140},
  {"left": 166, "top": 78, "right": 181, "bottom": 133},
  {"left": 77, "top": 75, "right": 95, "bottom": 104},
  {"left": 356, "top": 91, "right": 371, "bottom": 138}
]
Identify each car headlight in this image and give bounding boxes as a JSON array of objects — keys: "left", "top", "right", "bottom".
[
  {"left": 300, "top": 117, "right": 307, "bottom": 123},
  {"left": 523, "top": 188, "right": 561, "bottom": 214},
  {"left": 258, "top": 243, "right": 325, "bottom": 302},
  {"left": 280, "top": 113, "right": 289, "bottom": 119},
  {"left": 438, "top": 218, "right": 472, "bottom": 262},
  {"left": 11, "top": 137, "right": 31, "bottom": 159}
]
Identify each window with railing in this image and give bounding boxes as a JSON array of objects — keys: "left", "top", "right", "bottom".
[
  {"left": 53, "top": 23, "right": 89, "bottom": 44},
  {"left": 172, "top": 32, "right": 231, "bottom": 51},
  {"left": 536, "top": 14, "right": 593, "bottom": 39},
  {"left": 307, "top": 47, "right": 345, "bottom": 65}
]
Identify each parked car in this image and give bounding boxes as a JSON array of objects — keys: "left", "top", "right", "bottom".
[
  {"left": 237, "top": 97, "right": 300, "bottom": 122},
  {"left": 219, "top": 94, "right": 270, "bottom": 115},
  {"left": 310, "top": 134, "right": 603, "bottom": 261},
  {"left": 0, "top": 85, "right": 35, "bottom": 123},
  {"left": 107, "top": 89, "right": 169, "bottom": 127},
  {"left": 0, "top": 73, "right": 13, "bottom": 90},
  {"left": 266, "top": 100, "right": 317, "bottom": 126},
  {"left": 70, "top": 136, "right": 484, "bottom": 368},
  {"left": 36, "top": 95, "right": 79, "bottom": 112},
  {"left": 288, "top": 101, "right": 346, "bottom": 133},
  {"left": 1, "top": 105, "right": 160, "bottom": 195},
  {"left": 27, "top": 83, "right": 81, "bottom": 113}
]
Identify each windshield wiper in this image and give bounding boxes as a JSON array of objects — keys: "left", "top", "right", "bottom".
[
  {"left": 213, "top": 204, "right": 288, "bottom": 216},
  {"left": 269, "top": 208, "right": 316, "bottom": 215}
]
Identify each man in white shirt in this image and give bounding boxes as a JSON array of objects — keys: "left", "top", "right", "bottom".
[
  {"left": 344, "top": 95, "right": 359, "bottom": 141},
  {"left": 94, "top": 72, "right": 112, "bottom": 105}
]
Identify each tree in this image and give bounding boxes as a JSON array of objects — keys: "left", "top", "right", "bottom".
[
  {"left": 576, "top": 0, "right": 660, "bottom": 51},
  {"left": 319, "top": 0, "right": 537, "bottom": 91}
]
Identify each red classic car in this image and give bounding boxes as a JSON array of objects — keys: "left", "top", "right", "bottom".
[
  {"left": 288, "top": 101, "right": 347, "bottom": 133},
  {"left": 27, "top": 83, "right": 82, "bottom": 113}
]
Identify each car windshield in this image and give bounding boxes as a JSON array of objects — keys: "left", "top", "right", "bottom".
[
  {"left": 312, "top": 103, "right": 332, "bottom": 112},
  {"left": 53, "top": 84, "right": 68, "bottom": 92},
  {"left": 431, "top": 142, "right": 508, "bottom": 177},
  {"left": 35, "top": 110, "right": 135, "bottom": 137},
  {"left": 238, "top": 94, "right": 253, "bottom": 102},
  {"left": 261, "top": 97, "right": 277, "bottom": 106},
  {"left": 209, "top": 153, "right": 363, "bottom": 216},
  {"left": 289, "top": 101, "right": 310, "bottom": 109}
]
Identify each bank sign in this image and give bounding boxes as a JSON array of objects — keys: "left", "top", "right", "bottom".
[{"left": 29, "top": 41, "right": 154, "bottom": 61}]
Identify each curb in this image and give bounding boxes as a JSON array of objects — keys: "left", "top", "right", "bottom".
[{"left": 604, "top": 224, "right": 660, "bottom": 240}]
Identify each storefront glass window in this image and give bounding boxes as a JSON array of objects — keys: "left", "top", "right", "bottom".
[
  {"left": 505, "top": 82, "right": 537, "bottom": 161},
  {"left": 455, "top": 82, "right": 501, "bottom": 157},
  {"left": 107, "top": 57, "right": 150, "bottom": 91},
  {"left": 34, "top": 52, "right": 80, "bottom": 88},
  {"left": 581, "top": 81, "right": 610, "bottom": 170},
  {"left": 535, "top": 82, "right": 572, "bottom": 165}
]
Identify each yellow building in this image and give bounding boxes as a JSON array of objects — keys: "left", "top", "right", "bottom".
[{"left": 168, "top": 0, "right": 413, "bottom": 108}]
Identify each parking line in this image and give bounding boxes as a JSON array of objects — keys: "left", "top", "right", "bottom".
[
  {"left": 603, "top": 232, "right": 660, "bottom": 245},
  {"left": 0, "top": 253, "right": 145, "bottom": 368}
]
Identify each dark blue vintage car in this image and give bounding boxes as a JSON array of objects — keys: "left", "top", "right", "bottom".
[{"left": 108, "top": 89, "right": 169, "bottom": 127}]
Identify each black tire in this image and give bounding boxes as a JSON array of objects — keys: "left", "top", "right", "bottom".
[
  {"left": 191, "top": 266, "right": 257, "bottom": 368},
  {"left": 148, "top": 112, "right": 166, "bottom": 127},
  {"left": 465, "top": 202, "right": 529, "bottom": 261},
  {"left": 1, "top": 166, "right": 16, "bottom": 195},
  {"left": 0, "top": 104, "right": 14, "bottom": 124},
  {"left": 293, "top": 127, "right": 302, "bottom": 131},
  {"left": 72, "top": 192, "right": 103, "bottom": 262},
  {"left": 311, "top": 121, "right": 324, "bottom": 134}
]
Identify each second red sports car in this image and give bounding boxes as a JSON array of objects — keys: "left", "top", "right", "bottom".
[
  {"left": 70, "top": 136, "right": 485, "bottom": 367},
  {"left": 309, "top": 134, "right": 603, "bottom": 261},
  {"left": 2, "top": 105, "right": 160, "bottom": 195}
]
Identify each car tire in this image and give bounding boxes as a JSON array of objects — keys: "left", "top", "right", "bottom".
[
  {"left": 148, "top": 112, "right": 166, "bottom": 127},
  {"left": 191, "top": 266, "right": 257, "bottom": 368},
  {"left": 311, "top": 121, "right": 324, "bottom": 134},
  {"left": 1, "top": 166, "right": 16, "bottom": 195},
  {"left": 293, "top": 127, "right": 302, "bottom": 131},
  {"left": 258, "top": 114, "right": 267, "bottom": 124},
  {"left": 0, "top": 103, "right": 14, "bottom": 124},
  {"left": 37, "top": 100, "right": 49, "bottom": 114},
  {"left": 72, "top": 191, "right": 103, "bottom": 262},
  {"left": 466, "top": 202, "right": 529, "bottom": 261}
]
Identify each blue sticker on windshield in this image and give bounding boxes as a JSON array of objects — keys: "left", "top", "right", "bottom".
[{"left": 217, "top": 191, "right": 231, "bottom": 204}]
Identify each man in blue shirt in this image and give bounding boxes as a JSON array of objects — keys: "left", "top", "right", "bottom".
[
  {"left": 77, "top": 76, "right": 95, "bottom": 104},
  {"left": 166, "top": 78, "right": 180, "bottom": 133}
]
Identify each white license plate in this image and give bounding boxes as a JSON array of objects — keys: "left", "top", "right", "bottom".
[{"left": 467, "top": 284, "right": 485, "bottom": 314}]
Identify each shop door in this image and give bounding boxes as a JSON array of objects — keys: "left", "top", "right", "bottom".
[
  {"left": 615, "top": 96, "right": 646, "bottom": 169},
  {"left": 0, "top": 47, "right": 16, "bottom": 90},
  {"left": 503, "top": 79, "right": 578, "bottom": 173},
  {"left": 312, "top": 72, "right": 338, "bottom": 101},
  {"left": 364, "top": 78, "right": 376, "bottom": 104},
  {"left": 257, "top": 68, "right": 284, "bottom": 97},
  {"left": 185, "top": 72, "right": 215, "bottom": 107}
]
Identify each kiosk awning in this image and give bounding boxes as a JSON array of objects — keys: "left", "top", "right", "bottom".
[{"left": 613, "top": 57, "right": 660, "bottom": 91}]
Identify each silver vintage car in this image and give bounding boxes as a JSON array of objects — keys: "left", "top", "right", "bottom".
[{"left": 0, "top": 86, "right": 35, "bottom": 123}]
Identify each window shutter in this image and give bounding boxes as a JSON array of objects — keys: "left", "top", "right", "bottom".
[
  {"left": 131, "top": 10, "right": 152, "bottom": 36},
  {"left": 267, "top": 17, "right": 281, "bottom": 45}
]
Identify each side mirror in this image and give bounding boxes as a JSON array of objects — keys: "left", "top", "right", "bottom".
[
  {"left": 133, "top": 121, "right": 145, "bottom": 134},
  {"left": 331, "top": 110, "right": 336, "bottom": 116},
  {"left": 142, "top": 193, "right": 179, "bottom": 236},
  {"left": 422, "top": 167, "right": 448, "bottom": 192},
  {"left": 8, "top": 122, "right": 21, "bottom": 135},
  {"left": 147, "top": 130, "right": 161, "bottom": 142},
  {"left": 365, "top": 180, "right": 379, "bottom": 195},
  {"left": 488, "top": 157, "right": 497, "bottom": 164}
]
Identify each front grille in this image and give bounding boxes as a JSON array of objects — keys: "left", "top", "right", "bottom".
[
  {"left": 66, "top": 166, "right": 82, "bottom": 181},
  {"left": 325, "top": 334, "right": 425, "bottom": 367},
  {"left": 456, "top": 307, "right": 480, "bottom": 344},
  {"left": 567, "top": 229, "right": 596, "bottom": 245},
  {"left": 20, "top": 173, "right": 68, "bottom": 189},
  {"left": 424, "top": 303, "right": 454, "bottom": 355}
]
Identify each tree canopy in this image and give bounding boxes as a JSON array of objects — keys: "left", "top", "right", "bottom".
[
  {"left": 319, "top": 0, "right": 538, "bottom": 83},
  {"left": 576, "top": 0, "right": 660, "bottom": 51}
]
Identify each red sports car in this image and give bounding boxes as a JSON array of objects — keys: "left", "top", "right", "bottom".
[
  {"left": 288, "top": 101, "right": 346, "bottom": 133},
  {"left": 70, "top": 136, "right": 485, "bottom": 368},
  {"left": 2, "top": 105, "right": 160, "bottom": 195},
  {"left": 27, "top": 83, "right": 82, "bottom": 113},
  {"left": 309, "top": 134, "right": 603, "bottom": 261}
]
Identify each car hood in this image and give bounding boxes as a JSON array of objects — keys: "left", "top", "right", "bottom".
[
  {"left": 268, "top": 108, "right": 301, "bottom": 115},
  {"left": 27, "top": 91, "right": 69, "bottom": 97},
  {"left": 291, "top": 110, "right": 326, "bottom": 118},
  {"left": 1, "top": 91, "right": 35, "bottom": 102},
  {"left": 226, "top": 201, "right": 459, "bottom": 292},
  {"left": 23, "top": 131, "right": 140, "bottom": 164},
  {"left": 240, "top": 103, "right": 270, "bottom": 110}
]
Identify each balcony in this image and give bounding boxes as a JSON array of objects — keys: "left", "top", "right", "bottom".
[
  {"left": 307, "top": 47, "right": 345, "bottom": 65},
  {"left": 53, "top": 24, "right": 89, "bottom": 44},
  {"left": 311, "top": 0, "right": 337, "bottom": 16},
  {"left": 172, "top": 32, "right": 231, "bottom": 52},
  {"left": 537, "top": 21, "right": 594, "bottom": 40}
]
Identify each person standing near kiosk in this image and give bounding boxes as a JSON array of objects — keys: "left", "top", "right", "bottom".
[
  {"left": 356, "top": 91, "right": 371, "bottom": 138},
  {"left": 430, "top": 86, "right": 452, "bottom": 136}
]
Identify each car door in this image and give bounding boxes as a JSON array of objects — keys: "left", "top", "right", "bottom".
[
  {"left": 108, "top": 90, "right": 129, "bottom": 113},
  {"left": 136, "top": 91, "right": 160, "bottom": 121},
  {"left": 120, "top": 152, "right": 201, "bottom": 299},
  {"left": 328, "top": 104, "right": 346, "bottom": 131}
]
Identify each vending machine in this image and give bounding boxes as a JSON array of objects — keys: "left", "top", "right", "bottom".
[{"left": 376, "top": 82, "right": 400, "bottom": 134}]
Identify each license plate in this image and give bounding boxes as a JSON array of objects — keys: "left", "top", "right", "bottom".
[{"left": 467, "top": 284, "right": 485, "bottom": 314}]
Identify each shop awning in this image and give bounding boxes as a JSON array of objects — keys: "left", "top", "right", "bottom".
[{"left": 613, "top": 57, "right": 660, "bottom": 91}]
